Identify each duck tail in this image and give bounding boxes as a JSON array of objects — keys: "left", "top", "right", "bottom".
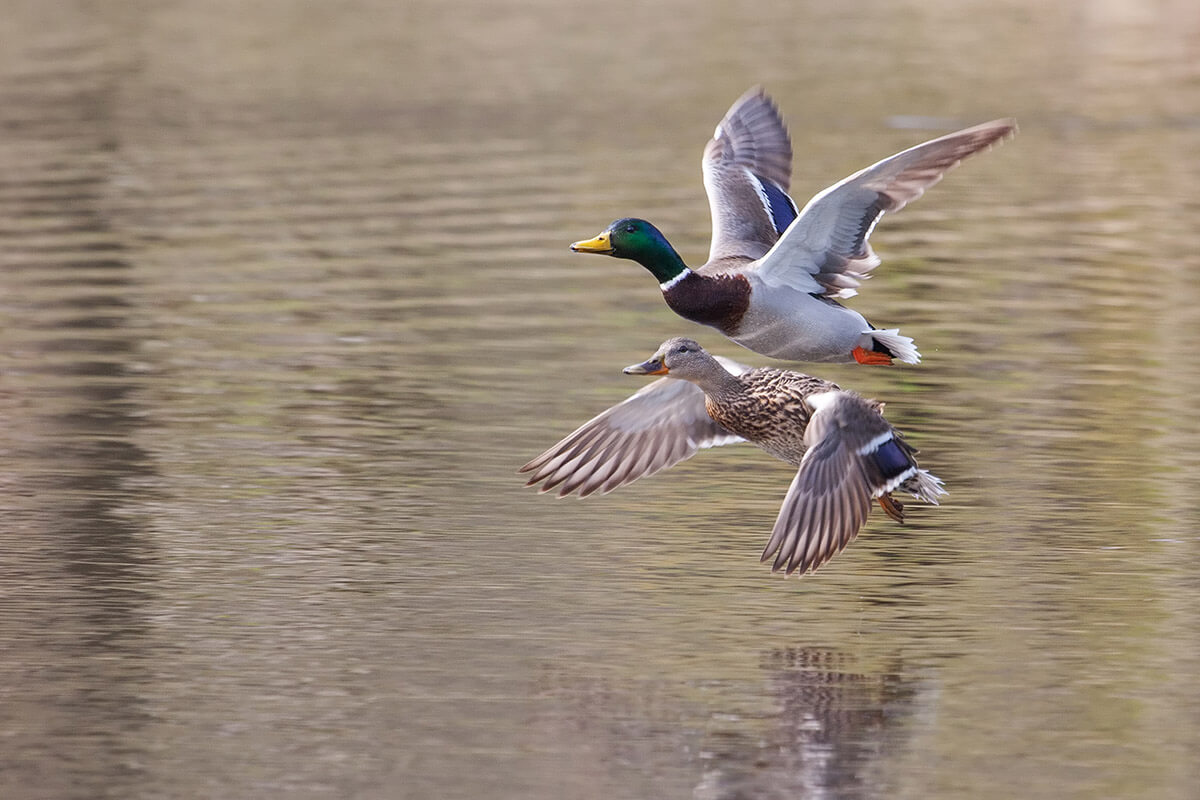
[
  {"left": 906, "top": 469, "right": 947, "bottom": 505},
  {"left": 869, "top": 328, "right": 921, "bottom": 365},
  {"left": 858, "top": 432, "right": 945, "bottom": 505}
]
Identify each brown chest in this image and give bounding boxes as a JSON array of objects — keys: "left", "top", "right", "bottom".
[{"left": 662, "top": 273, "right": 751, "bottom": 333}]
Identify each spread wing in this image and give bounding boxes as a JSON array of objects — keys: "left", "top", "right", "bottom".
[
  {"left": 758, "top": 391, "right": 899, "bottom": 576},
  {"left": 702, "top": 87, "right": 799, "bottom": 265},
  {"left": 520, "top": 356, "right": 751, "bottom": 498},
  {"left": 750, "top": 119, "right": 1017, "bottom": 297}
]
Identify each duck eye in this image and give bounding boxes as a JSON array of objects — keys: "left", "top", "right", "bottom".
[{"left": 624, "top": 225, "right": 636, "bottom": 233}]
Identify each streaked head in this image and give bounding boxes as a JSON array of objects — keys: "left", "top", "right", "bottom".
[{"left": 623, "top": 337, "right": 717, "bottom": 380}]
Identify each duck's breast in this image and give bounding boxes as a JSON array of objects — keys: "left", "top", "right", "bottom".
[
  {"left": 662, "top": 273, "right": 752, "bottom": 333},
  {"left": 703, "top": 371, "right": 824, "bottom": 466}
]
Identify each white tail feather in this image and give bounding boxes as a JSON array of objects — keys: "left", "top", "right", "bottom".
[
  {"left": 869, "top": 328, "right": 921, "bottom": 365},
  {"left": 908, "top": 469, "right": 946, "bottom": 504}
]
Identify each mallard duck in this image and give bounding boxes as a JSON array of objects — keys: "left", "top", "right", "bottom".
[
  {"left": 520, "top": 337, "right": 945, "bottom": 576},
  {"left": 571, "top": 88, "right": 1016, "bottom": 365}
]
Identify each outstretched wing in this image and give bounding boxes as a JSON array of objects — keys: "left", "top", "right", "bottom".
[
  {"left": 759, "top": 390, "right": 908, "bottom": 576},
  {"left": 702, "top": 88, "right": 798, "bottom": 265},
  {"left": 750, "top": 119, "right": 1017, "bottom": 298},
  {"left": 520, "top": 356, "right": 751, "bottom": 497}
]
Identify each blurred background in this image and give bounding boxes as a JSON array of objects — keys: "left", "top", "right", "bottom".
[{"left": 1, "top": 1, "right": 1198, "bottom": 798}]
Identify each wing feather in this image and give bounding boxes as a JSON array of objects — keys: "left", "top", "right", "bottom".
[
  {"left": 702, "top": 88, "right": 798, "bottom": 264},
  {"left": 521, "top": 357, "right": 753, "bottom": 497},
  {"left": 750, "top": 119, "right": 1017, "bottom": 298},
  {"left": 761, "top": 391, "right": 910, "bottom": 576}
]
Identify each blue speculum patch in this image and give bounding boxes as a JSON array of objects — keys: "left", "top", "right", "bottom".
[
  {"left": 871, "top": 438, "right": 912, "bottom": 479},
  {"left": 760, "top": 178, "right": 798, "bottom": 235}
]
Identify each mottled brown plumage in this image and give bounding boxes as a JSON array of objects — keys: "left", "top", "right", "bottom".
[
  {"left": 521, "top": 338, "right": 946, "bottom": 577},
  {"left": 702, "top": 366, "right": 841, "bottom": 465}
]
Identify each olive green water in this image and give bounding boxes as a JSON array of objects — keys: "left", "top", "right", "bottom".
[{"left": 2, "top": 1, "right": 1199, "bottom": 798}]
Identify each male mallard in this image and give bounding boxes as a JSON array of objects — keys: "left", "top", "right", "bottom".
[
  {"left": 520, "top": 337, "right": 945, "bottom": 576},
  {"left": 571, "top": 89, "right": 1016, "bottom": 365}
]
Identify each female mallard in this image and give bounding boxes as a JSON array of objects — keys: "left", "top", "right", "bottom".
[
  {"left": 571, "top": 88, "right": 1016, "bottom": 365},
  {"left": 520, "top": 337, "right": 945, "bottom": 577}
]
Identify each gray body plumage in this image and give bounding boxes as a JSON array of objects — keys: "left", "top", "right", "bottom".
[
  {"left": 576, "top": 89, "right": 1016, "bottom": 365},
  {"left": 730, "top": 282, "right": 873, "bottom": 363},
  {"left": 700, "top": 91, "right": 1015, "bottom": 364}
]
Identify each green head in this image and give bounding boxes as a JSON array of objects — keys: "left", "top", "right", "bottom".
[{"left": 570, "top": 218, "right": 689, "bottom": 285}]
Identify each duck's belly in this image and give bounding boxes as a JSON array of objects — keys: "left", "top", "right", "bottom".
[{"left": 728, "top": 285, "right": 868, "bottom": 363}]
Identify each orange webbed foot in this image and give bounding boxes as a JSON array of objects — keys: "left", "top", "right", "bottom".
[
  {"left": 878, "top": 494, "right": 905, "bottom": 523},
  {"left": 852, "top": 346, "right": 894, "bottom": 366}
]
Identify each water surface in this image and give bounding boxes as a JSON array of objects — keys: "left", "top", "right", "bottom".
[{"left": 1, "top": 1, "right": 1199, "bottom": 798}]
